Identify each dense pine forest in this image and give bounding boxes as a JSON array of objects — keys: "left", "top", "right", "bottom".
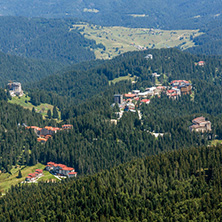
[
  {"left": 0, "top": 51, "right": 63, "bottom": 87},
  {"left": 0, "top": 17, "right": 98, "bottom": 64},
  {"left": 1, "top": 1, "right": 222, "bottom": 220},
  {"left": 1, "top": 48, "right": 222, "bottom": 175},
  {"left": 1, "top": 48, "right": 222, "bottom": 220},
  {"left": 1, "top": 145, "right": 222, "bottom": 221}
]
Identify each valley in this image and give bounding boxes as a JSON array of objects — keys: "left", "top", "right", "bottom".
[
  {"left": 71, "top": 23, "right": 203, "bottom": 59},
  {"left": 1, "top": 1, "right": 222, "bottom": 220}
]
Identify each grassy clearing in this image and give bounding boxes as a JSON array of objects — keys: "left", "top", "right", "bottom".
[
  {"left": 210, "top": 140, "right": 222, "bottom": 146},
  {"left": 71, "top": 23, "right": 203, "bottom": 60},
  {"left": 8, "top": 94, "right": 61, "bottom": 120},
  {"left": 0, "top": 163, "right": 59, "bottom": 194},
  {"left": 0, "top": 163, "right": 44, "bottom": 193},
  {"left": 109, "top": 74, "right": 136, "bottom": 85},
  {"left": 38, "top": 171, "right": 59, "bottom": 182}
]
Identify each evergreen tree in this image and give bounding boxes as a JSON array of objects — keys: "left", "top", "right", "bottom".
[
  {"left": 47, "top": 109, "right": 52, "bottom": 119},
  {"left": 17, "top": 170, "right": 22, "bottom": 178},
  {"left": 52, "top": 106, "right": 58, "bottom": 119}
]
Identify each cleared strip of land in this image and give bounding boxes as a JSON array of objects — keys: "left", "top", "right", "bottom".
[{"left": 71, "top": 23, "right": 203, "bottom": 60}]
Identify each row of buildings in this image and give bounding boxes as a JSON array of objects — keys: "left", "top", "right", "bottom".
[
  {"left": 166, "top": 80, "right": 192, "bottom": 99},
  {"left": 114, "top": 79, "right": 191, "bottom": 109},
  {"left": 45, "top": 162, "right": 77, "bottom": 178},
  {"left": 26, "top": 124, "right": 73, "bottom": 143},
  {"left": 25, "top": 169, "right": 43, "bottom": 182}
]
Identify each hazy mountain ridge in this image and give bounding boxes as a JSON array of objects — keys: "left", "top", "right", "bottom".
[{"left": 0, "top": 0, "right": 221, "bottom": 29}]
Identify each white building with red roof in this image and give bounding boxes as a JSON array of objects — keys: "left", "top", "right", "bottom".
[{"left": 45, "top": 162, "right": 77, "bottom": 178}]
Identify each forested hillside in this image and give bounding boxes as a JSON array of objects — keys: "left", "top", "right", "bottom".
[
  {"left": 0, "top": 89, "right": 57, "bottom": 172},
  {"left": 187, "top": 19, "right": 222, "bottom": 55},
  {"left": 0, "top": 17, "right": 98, "bottom": 64},
  {"left": 18, "top": 48, "right": 222, "bottom": 176},
  {"left": 0, "top": 51, "right": 64, "bottom": 87},
  {"left": 1, "top": 145, "right": 222, "bottom": 221}
]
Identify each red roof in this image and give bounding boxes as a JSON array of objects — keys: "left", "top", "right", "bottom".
[
  {"left": 167, "top": 90, "right": 176, "bottom": 94},
  {"left": 47, "top": 162, "right": 55, "bottom": 166},
  {"left": 62, "top": 167, "right": 74, "bottom": 171},
  {"left": 171, "top": 80, "right": 189, "bottom": 85},
  {"left": 35, "top": 169, "right": 43, "bottom": 173},
  {"left": 134, "top": 97, "right": 140, "bottom": 101},
  {"left": 141, "top": 99, "right": 150, "bottom": 103},
  {"left": 171, "top": 93, "right": 178, "bottom": 96},
  {"left": 68, "top": 172, "right": 77, "bottom": 175}
]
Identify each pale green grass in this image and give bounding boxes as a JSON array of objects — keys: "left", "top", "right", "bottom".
[
  {"left": 8, "top": 94, "right": 61, "bottom": 120},
  {"left": 109, "top": 74, "right": 136, "bottom": 85},
  {"left": 71, "top": 23, "right": 203, "bottom": 60},
  {"left": 38, "top": 171, "right": 59, "bottom": 182},
  {"left": 0, "top": 163, "right": 45, "bottom": 193}
]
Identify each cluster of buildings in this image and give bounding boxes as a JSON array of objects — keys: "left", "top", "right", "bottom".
[
  {"left": 25, "top": 169, "right": 43, "bottom": 182},
  {"left": 45, "top": 162, "right": 77, "bottom": 178},
  {"left": 166, "top": 80, "right": 192, "bottom": 99},
  {"left": 113, "top": 80, "right": 191, "bottom": 113},
  {"left": 189, "top": 116, "right": 212, "bottom": 133},
  {"left": 26, "top": 124, "right": 73, "bottom": 143},
  {"left": 7, "top": 82, "right": 23, "bottom": 97}
]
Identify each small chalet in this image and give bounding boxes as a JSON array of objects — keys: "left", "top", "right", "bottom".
[
  {"left": 189, "top": 116, "right": 211, "bottom": 133},
  {"left": 198, "top": 61, "right": 205, "bottom": 66}
]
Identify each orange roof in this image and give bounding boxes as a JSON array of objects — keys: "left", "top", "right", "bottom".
[
  {"left": 37, "top": 138, "right": 48, "bottom": 142},
  {"left": 124, "top": 94, "right": 136, "bottom": 98},
  {"left": 68, "top": 172, "right": 77, "bottom": 175},
  {"left": 62, "top": 124, "right": 73, "bottom": 127},
  {"left": 62, "top": 167, "right": 74, "bottom": 171},
  {"left": 141, "top": 99, "right": 150, "bottom": 103},
  {"left": 47, "top": 162, "right": 55, "bottom": 165},
  {"left": 44, "top": 126, "right": 60, "bottom": 131}
]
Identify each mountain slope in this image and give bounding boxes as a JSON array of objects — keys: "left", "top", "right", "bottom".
[
  {"left": 0, "top": 51, "right": 63, "bottom": 87},
  {"left": 0, "top": 17, "right": 97, "bottom": 64},
  {"left": 1, "top": 145, "right": 222, "bottom": 221}
]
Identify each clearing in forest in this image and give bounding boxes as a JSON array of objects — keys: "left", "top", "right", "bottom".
[{"left": 71, "top": 23, "right": 203, "bottom": 60}]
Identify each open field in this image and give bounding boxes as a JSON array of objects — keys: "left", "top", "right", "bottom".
[
  {"left": 109, "top": 74, "right": 136, "bottom": 85},
  {"left": 0, "top": 163, "right": 59, "bottom": 194},
  {"left": 71, "top": 23, "right": 203, "bottom": 60},
  {"left": 8, "top": 94, "right": 61, "bottom": 120}
]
